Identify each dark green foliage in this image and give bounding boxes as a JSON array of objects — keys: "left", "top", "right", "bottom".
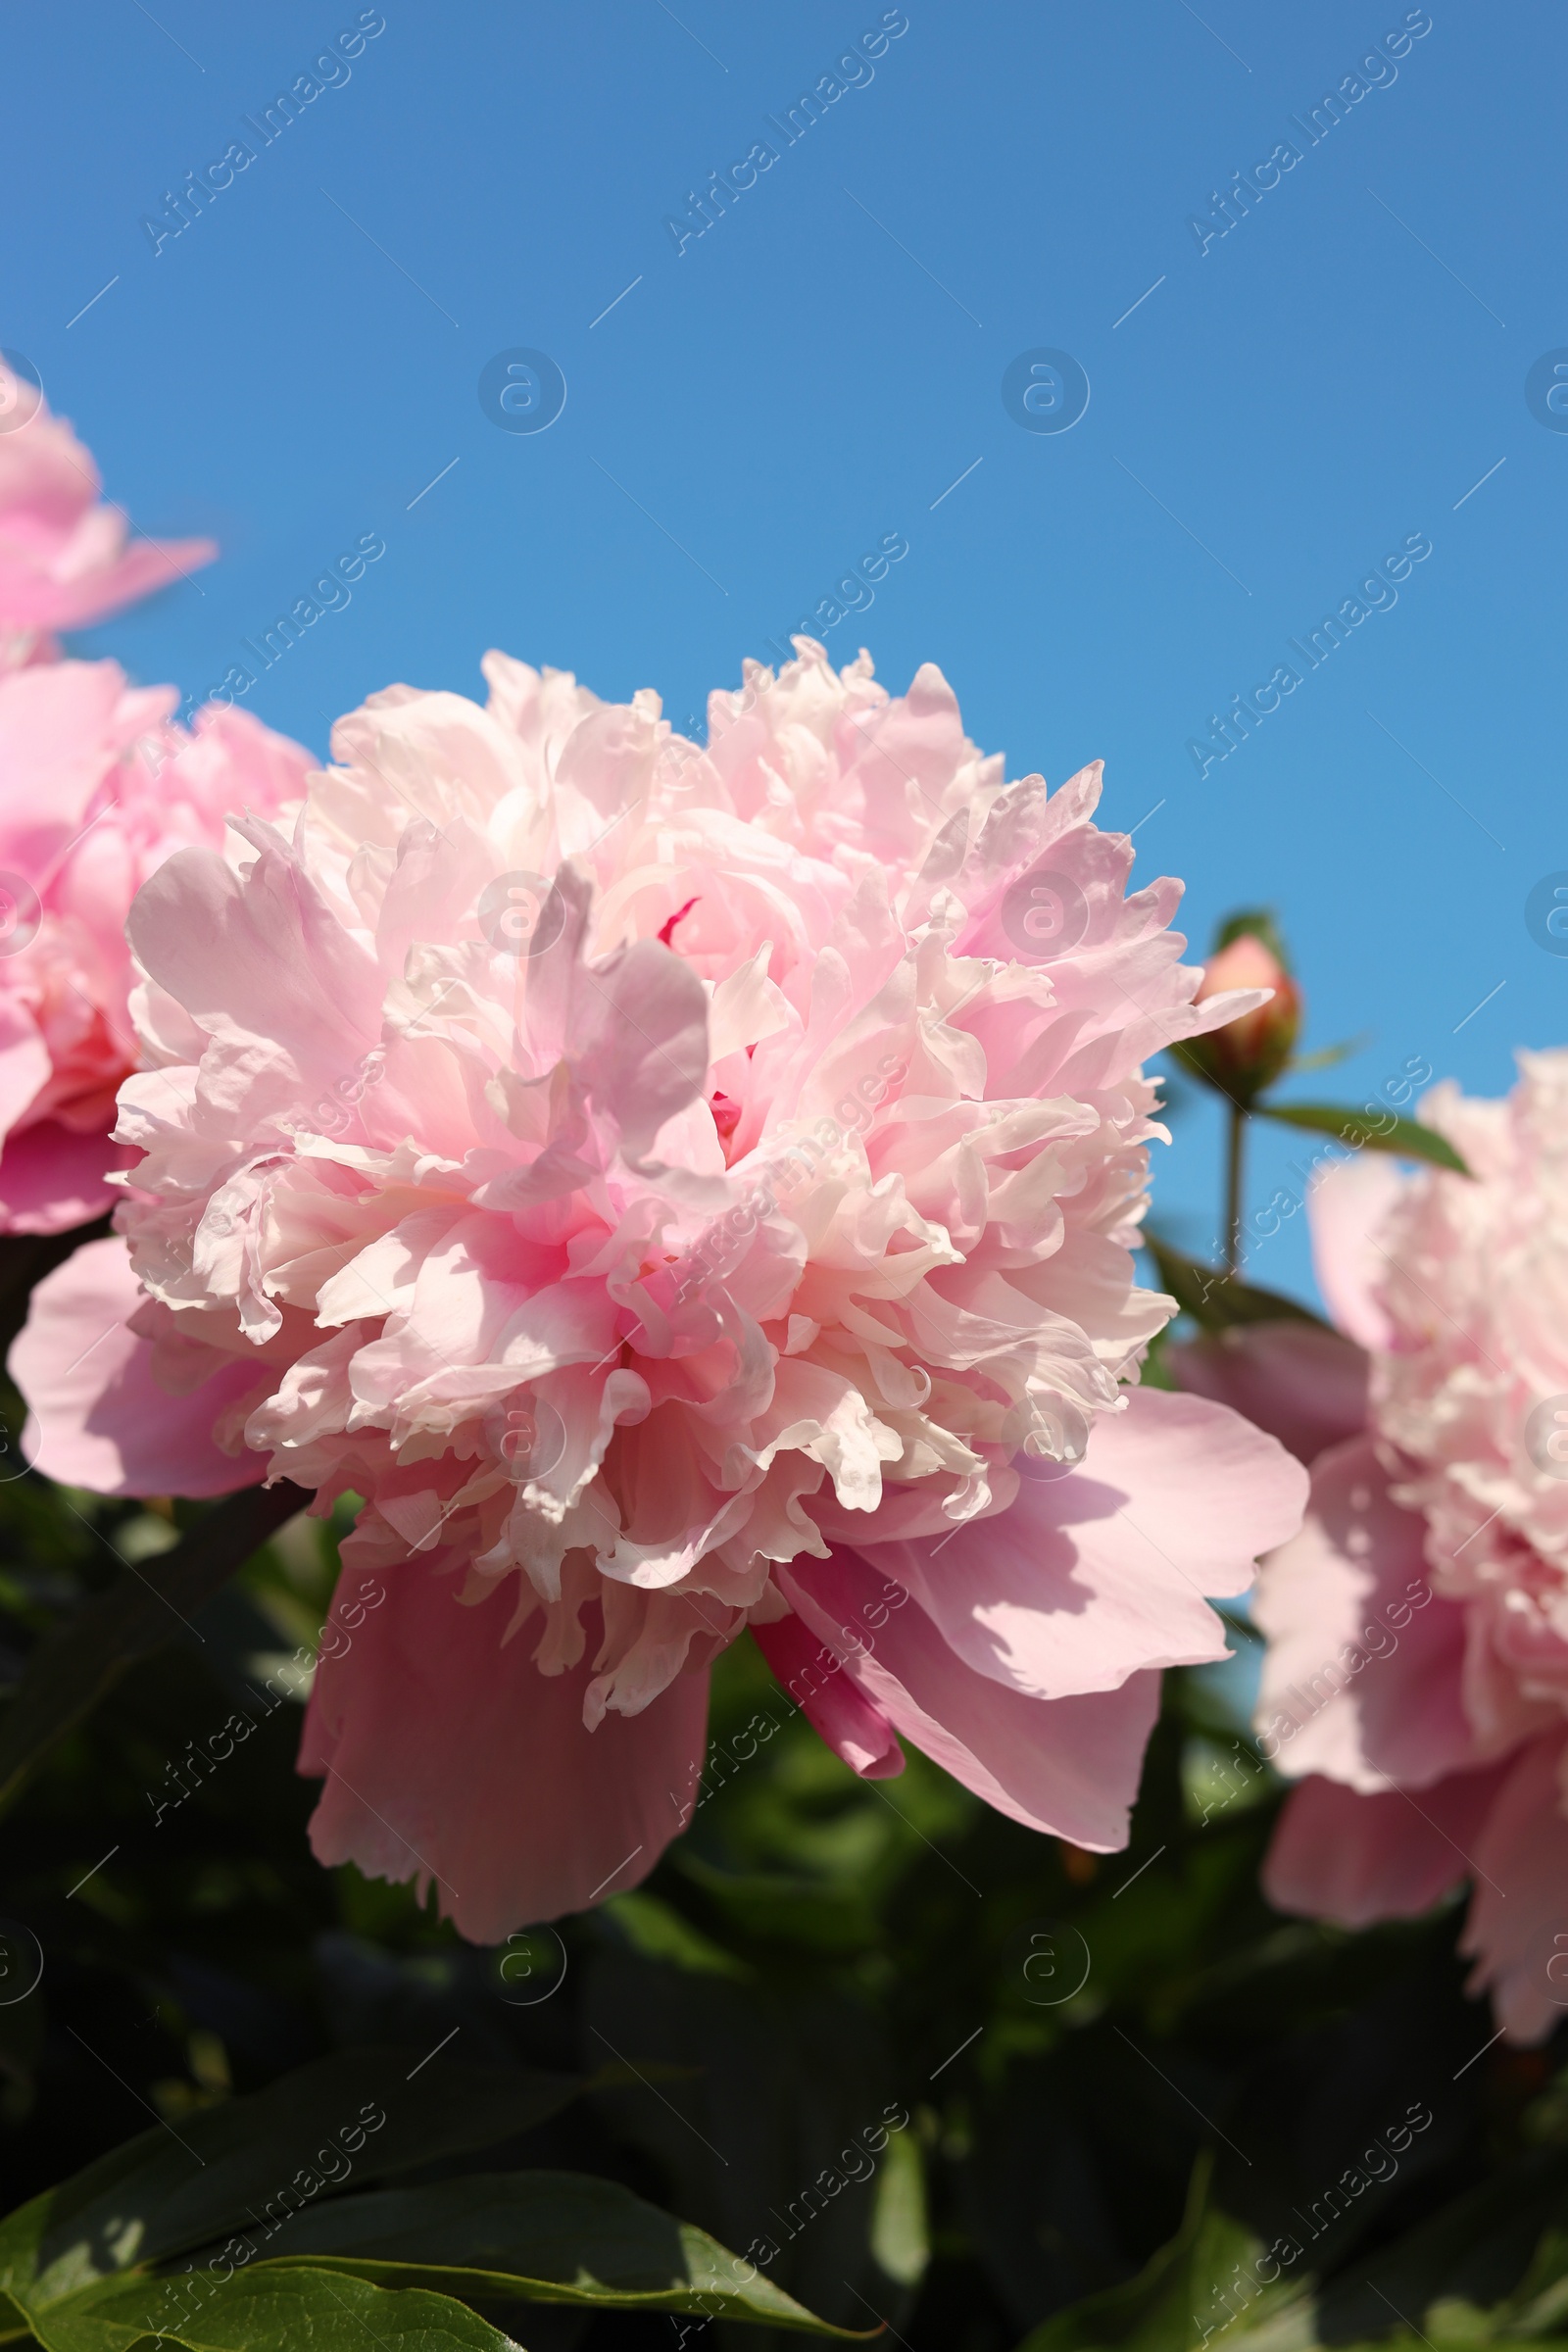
[{"left": 0, "top": 1371, "right": 1554, "bottom": 2349}]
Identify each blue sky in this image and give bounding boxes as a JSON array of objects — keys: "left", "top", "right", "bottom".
[{"left": 8, "top": 0, "right": 1562, "bottom": 1304}]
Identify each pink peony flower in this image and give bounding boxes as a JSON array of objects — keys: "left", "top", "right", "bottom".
[
  {"left": 1177, "top": 1054, "right": 1568, "bottom": 2040},
  {"left": 0, "top": 369, "right": 215, "bottom": 667},
  {"left": 0, "top": 658, "right": 313, "bottom": 1233},
  {"left": 13, "top": 640, "right": 1306, "bottom": 1935}
]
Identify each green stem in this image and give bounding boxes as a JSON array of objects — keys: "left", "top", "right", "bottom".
[{"left": 1224, "top": 1101, "right": 1247, "bottom": 1274}]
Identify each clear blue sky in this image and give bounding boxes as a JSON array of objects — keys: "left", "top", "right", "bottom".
[{"left": 9, "top": 0, "right": 1562, "bottom": 1305}]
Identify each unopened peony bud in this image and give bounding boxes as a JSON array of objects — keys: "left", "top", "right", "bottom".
[{"left": 1183, "top": 919, "right": 1300, "bottom": 1102}]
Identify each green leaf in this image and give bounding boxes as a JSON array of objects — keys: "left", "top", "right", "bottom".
[
  {"left": 1014, "top": 2160, "right": 1308, "bottom": 2352},
  {"left": 1143, "top": 1236, "right": 1332, "bottom": 1336},
  {"left": 869, "top": 2125, "right": 928, "bottom": 2288},
  {"left": 1254, "top": 1102, "right": 1471, "bottom": 1174},
  {"left": 602, "top": 1888, "right": 754, "bottom": 1980},
  {"left": 31, "top": 2263, "right": 522, "bottom": 2352},
  {"left": 224, "top": 2172, "right": 875, "bottom": 2334},
  {"left": 1311, "top": 2146, "right": 1568, "bottom": 2347},
  {"left": 1283, "top": 1032, "right": 1372, "bottom": 1075},
  {"left": 0, "top": 1480, "right": 312, "bottom": 1811},
  {"left": 1024, "top": 2147, "right": 1568, "bottom": 2352},
  {"left": 0, "top": 2047, "right": 582, "bottom": 2327}
]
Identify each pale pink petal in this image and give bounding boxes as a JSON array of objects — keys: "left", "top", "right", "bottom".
[
  {"left": 125, "top": 837, "right": 383, "bottom": 1088},
  {"left": 1254, "top": 1436, "right": 1476, "bottom": 1791},
  {"left": 850, "top": 1389, "right": 1305, "bottom": 1701},
  {"left": 0, "top": 396, "right": 215, "bottom": 653},
  {"left": 1307, "top": 1155, "right": 1406, "bottom": 1348},
  {"left": 1459, "top": 1732, "right": 1568, "bottom": 2044},
  {"left": 751, "top": 1612, "right": 904, "bottom": 1778},
  {"left": 0, "top": 1119, "right": 127, "bottom": 1235},
  {"left": 780, "top": 1549, "right": 1161, "bottom": 1850},
  {"left": 1171, "top": 1320, "right": 1369, "bottom": 1466},
  {"left": 1264, "top": 1765, "right": 1506, "bottom": 1926},
  {"left": 0, "top": 1005, "right": 51, "bottom": 1145},
  {"left": 300, "top": 1576, "right": 710, "bottom": 1936},
  {"left": 10, "top": 1235, "right": 265, "bottom": 1497},
  {"left": 573, "top": 935, "right": 709, "bottom": 1156}
]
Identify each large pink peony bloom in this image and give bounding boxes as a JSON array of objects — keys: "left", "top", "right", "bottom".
[
  {"left": 1178, "top": 1054, "right": 1568, "bottom": 2040},
  {"left": 0, "top": 659, "right": 313, "bottom": 1233},
  {"left": 0, "top": 370, "right": 215, "bottom": 667},
  {"left": 12, "top": 641, "right": 1305, "bottom": 1934}
]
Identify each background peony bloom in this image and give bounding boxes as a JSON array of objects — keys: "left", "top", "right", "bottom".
[
  {"left": 0, "top": 659, "right": 313, "bottom": 1233},
  {"left": 1177, "top": 1053, "right": 1568, "bottom": 2041},
  {"left": 0, "top": 370, "right": 215, "bottom": 668},
  {"left": 13, "top": 640, "right": 1305, "bottom": 1935}
]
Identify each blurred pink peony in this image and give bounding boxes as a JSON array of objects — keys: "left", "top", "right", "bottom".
[
  {"left": 0, "top": 370, "right": 215, "bottom": 667},
  {"left": 0, "top": 658, "right": 313, "bottom": 1232},
  {"left": 13, "top": 640, "right": 1305, "bottom": 1934},
  {"left": 1177, "top": 1054, "right": 1568, "bottom": 2040}
]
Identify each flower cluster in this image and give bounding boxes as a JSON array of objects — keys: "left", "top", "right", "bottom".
[{"left": 15, "top": 639, "right": 1305, "bottom": 1933}]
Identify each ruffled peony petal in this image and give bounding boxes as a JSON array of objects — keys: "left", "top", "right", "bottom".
[
  {"left": 1307, "top": 1155, "right": 1405, "bottom": 1348},
  {"left": 125, "top": 834, "right": 383, "bottom": 1095},
  {"left": 1459, "top": 1732, "right": 1568, "bottom": 2043},
  {"left": 849, "top": 1388, "right": 1306, "bottom": 1702},
  {"left": 1171, "top": 1320, "right": 1369, "bottom": 1466},
  {"left": 300, "top": 1572, "right": 710, "bottom": 1936},
  {"left": 10, "top": 1235, "right": 266, "bottom": 1496},
  {"left": 751, "top": 1612, "right": 905, "bottom": 1778},
  {"left": 1263, "top": 1765, "right": 1506, "bottom": 1927},
  {"left": 1253, "top": 1436, "right": 1477, "bottom": 1791},
  {"left": 779, "top": 1546, "right": 1161, "bottom": 1849}
]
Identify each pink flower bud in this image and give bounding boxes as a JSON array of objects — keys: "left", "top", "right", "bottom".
[{"left": 1187, "top": 930, "right": 1300, "bottom": 1102}]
